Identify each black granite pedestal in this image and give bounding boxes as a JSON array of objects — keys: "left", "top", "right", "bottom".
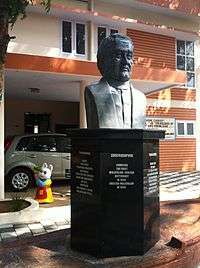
[{"left": 70, "top": 129, "right": 165, "bottom": 258}]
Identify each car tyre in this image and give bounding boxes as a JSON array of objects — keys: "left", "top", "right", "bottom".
[{"left": 7, "top": 167, "right": 34, "bottom": 192}]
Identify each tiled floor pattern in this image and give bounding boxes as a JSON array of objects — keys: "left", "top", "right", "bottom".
[
  {"left": 0, "top": 219, "right": 70, "bottom": 243},
  {"left": 160, "top": 171, "right": 200, "bottom": 196}
]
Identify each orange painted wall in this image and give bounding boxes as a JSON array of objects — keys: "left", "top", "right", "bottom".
[
  {"left": 147, "top": 107, "right": 196, "bottom": 121},
  {"left": 148, "top": 88, "right": 196, "bottom": 101},
  {"left": 127, "top": 29, "right": 176, "bottom": 69},
  {"left": 159, "top": 139, "right": 196, "bottom": 172},
  {"left": 127, "top": 29, "right": 197, "bottom": 172},
  {"left": 6, "top": 53, "right": 185, "bottom": 84},
  {"left": 147, "top": 103, "right": 196, "bottom": 172}
]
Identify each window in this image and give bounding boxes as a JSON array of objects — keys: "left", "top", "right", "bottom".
[
  {"left": 24, "top": 136, "right": 57, "bottom": 152},
  {"left": 36, "top": 136, "right": 57, "bottom": 152},
  {"left": 56, "top": 136, "right": 71, "bottom": 153},
  {"left": 98, "top": 27, "right": 107, "bottom": 47},
  {"left": 176, "top": 40, "right": 195, "bottom": 88},
  {"left": 62, "top": 21, "right": 72, "bottom": 53},
  {"left": 62, "top": 20, "right": 86, "bottom": 56},
  {"left": 76, "top": 23, "right": 85, "bottom": 55},
  {"left": 16, "top": 137, "right": 30, "bottom": 151},
  {"left": 97, "top": 26, "right": 118, "bottom": 47},
  {"left": 24, "top": 113, "right": 51, "bottom": 134},
  {"left": 176, "top": 121, "right": 195, "bottom": 137}
]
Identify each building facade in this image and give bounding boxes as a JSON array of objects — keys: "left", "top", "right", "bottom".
[{"left": 3, "top": 0, "right": 200, "bottom": 192}]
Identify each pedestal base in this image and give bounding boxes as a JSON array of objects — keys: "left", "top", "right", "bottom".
[{"left": 70, "top": 129, "right": 164, "bottom": 257}]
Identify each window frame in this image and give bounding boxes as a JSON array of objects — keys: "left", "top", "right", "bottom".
[
  {"left": 15, "top": 137, "right": 31, "bottom": 152},
  {"left": 94, "top": 25, "right": 120, "bottom": 55},
  {"left": 61, "top": 19, "right": 87, "bottom": 58},
  {"left": 176, "top": 120, "right": 196, "bottom": 138},
  {"left": 74, "top": 21, "right": 87, "bottom": 57},
  {"left": 61, "top": 20, "right": 73, "bottom": 55},
  {"left": 20, "top": 135, "right": 58, "bottom": 153},
  {"left": 56, "top": 135, "right": 71, "bottom": 153},
  {"left": 176, "top": 39, "right": 196, "bottom": 89}
]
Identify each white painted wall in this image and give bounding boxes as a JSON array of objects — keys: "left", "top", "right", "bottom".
[
  {"left": 7, "top": 4, "right": 198, "bottom": 61},
  {"left": 8, "top": 13, "right": 62, "bottom": 58},
  {"left": 5, "top": 98, "right": 79, "bottom": 137}
]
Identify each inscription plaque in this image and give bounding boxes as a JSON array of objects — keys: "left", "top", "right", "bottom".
[
  {"left": 74, "top": 151, "right": 95, "bottom": 196},
  {"left": 103, "top": 153, "right": 135, "bottom": 191}
]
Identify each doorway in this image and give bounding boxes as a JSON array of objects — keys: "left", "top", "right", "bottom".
[{"left": 24, "top": 113, "right": 51, "bottom": 134}]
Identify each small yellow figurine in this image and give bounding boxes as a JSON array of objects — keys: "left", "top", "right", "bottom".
[{"left": 34, "top": 163, "right": 54, "bottom": 203}]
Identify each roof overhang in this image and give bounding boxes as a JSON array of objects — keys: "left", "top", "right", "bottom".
[
  {"left": 27, "top": 3, "right": 199, "bottom": 42},
  {"left": 5, "top": 53, "right": 186, "bottom": 101}
]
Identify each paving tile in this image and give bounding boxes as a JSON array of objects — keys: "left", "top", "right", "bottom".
[
  {"left": 55, "top": 219, "right": 69, "bottom": 226},
  {"left": 15, "top": 226, "right": 32, "bottom": 237},
  {"left": 44, "top": 223, "right": 58, "bottom": 232},
  {"left": 0, "top": 227, "right": 15, "bottom": 233},
  {"left": 13, "top": 223, "right": 29, "bottom": 229},
  {"left": 0, "top": 224, "right": 14, "bottom": 229},
  {"left": 28, "top": 223, "right": 46, "bottom": 235},
  {"left": 28, "top": 223, "right": 44, "bottom": 230},
  {"left": 31, "top": 228, "right": 47, "bottom": 235},
  {"left": 56, "top": 224, "right": 71, "bottom": 230},
  {"left": 17, "top": 232, "right": 33, "bottom": 238},
  {"left": 1, "top": 231, "right": 18, "bottom": 241},
  {"left": 40, "top": 219, "right": 55, "bottom": 227}
]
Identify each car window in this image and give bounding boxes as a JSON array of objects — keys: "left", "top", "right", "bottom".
[
  {"left": 56, "top": 136, "right": 71, "bottom": 153},
  {"left": 15, "top": 137, "right": 31, "bottom": 151},
  {"left": 26, "top": 136, "right": 57, "bottom": 152}
]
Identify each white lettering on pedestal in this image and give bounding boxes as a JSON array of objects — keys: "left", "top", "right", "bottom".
[
  {"left": 145, "top": 152, "right": 158, "bottom": 194},
  {"left": 75, "top": 153, "right": 94, "bottom": 196},
  {"left": 108, "top": 154, "right": 135, "bottom": 190}
]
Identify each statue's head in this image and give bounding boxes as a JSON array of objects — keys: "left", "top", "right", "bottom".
[{"left": 97, "top": 34, "right": 134, "bottom": 83}]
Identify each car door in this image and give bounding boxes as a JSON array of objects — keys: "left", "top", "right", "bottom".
[
  {"left": 23, "top": 136, "right": 43, "bottom": 168},
  {"left": 35, "top": 135, "right": 62, "bottom": 179},
  {"left": 24, "top": 135, "right": 62, "bottom": 179},
  {"left": 56, "top": 135, "right": 71, "bottom": 180}
]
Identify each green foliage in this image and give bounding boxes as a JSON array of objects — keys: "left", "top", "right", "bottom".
[
  {"left": 7, "top": 0, "right": 51, "bottom": 27},
  {"left": 33, "top": 165, "right": 43, "bottom": 174}
]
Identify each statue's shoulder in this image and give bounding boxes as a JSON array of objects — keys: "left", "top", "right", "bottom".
[{"left": 85, "top": 79, "right": 105, "bottom": 94}]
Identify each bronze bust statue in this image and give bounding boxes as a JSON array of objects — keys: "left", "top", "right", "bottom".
[{"left": 85, "top": 33, "right": 146, "bottom": 129}]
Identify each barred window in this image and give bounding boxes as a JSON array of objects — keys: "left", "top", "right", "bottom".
[
  {"left": 97, "top": 26, "right": 118, "bottom": 47},
  {"left": 62, "top": 21, "right": 86, "bottom": 56},
  {"left": 176, "top": 40, "right": 195, "bottom": 88}
]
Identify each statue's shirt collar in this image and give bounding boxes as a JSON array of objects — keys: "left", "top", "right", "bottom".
[{"left": 107, "top": 80, "right": 130, "bottom": 91}]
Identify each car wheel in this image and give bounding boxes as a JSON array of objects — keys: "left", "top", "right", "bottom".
[{"left": 8, "top": 167, "right": 34, "bottom": 192}]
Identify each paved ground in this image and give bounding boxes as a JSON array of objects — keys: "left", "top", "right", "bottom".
[
  {"left": 0, "top": 219, "right": 70, "bottom": 243},
  {"left": 0, "top": 199, "right": 200, "bottom": 268},
  {"left": 4, "top": 171, "right": 200, "bottom": 204},
  {"left": 0, "top": 171, "right": 200, "bottom": 267},
  {"left": 160, "top": 171, "right": 200, "bottom": 201},
  {"left": 0, "top": 171, "right": 199, "bottom": 243},
  {"left": 5, "top": 180, "right": 71, "bottom": 207}
]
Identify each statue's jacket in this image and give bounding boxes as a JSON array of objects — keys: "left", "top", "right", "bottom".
[{"left": 85, "top": 78, "right": 146, "bottom": 129}]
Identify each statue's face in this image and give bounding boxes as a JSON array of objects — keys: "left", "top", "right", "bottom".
[{"left": 104, "top": 39, "right": 133, "bottom": 82}]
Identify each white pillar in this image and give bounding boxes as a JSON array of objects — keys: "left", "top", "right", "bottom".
[
  {"left": 87, "top": 21, "right": 95, "bottom": 61},
  {"left": 196, "top": 39, "right": 200, "bottom": 170},
  {"left": 0, "top": 68, "right": 4, "bottom": 199},
  {"left": 80, "top": 81, "right": 88, "bottom": 128}
]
